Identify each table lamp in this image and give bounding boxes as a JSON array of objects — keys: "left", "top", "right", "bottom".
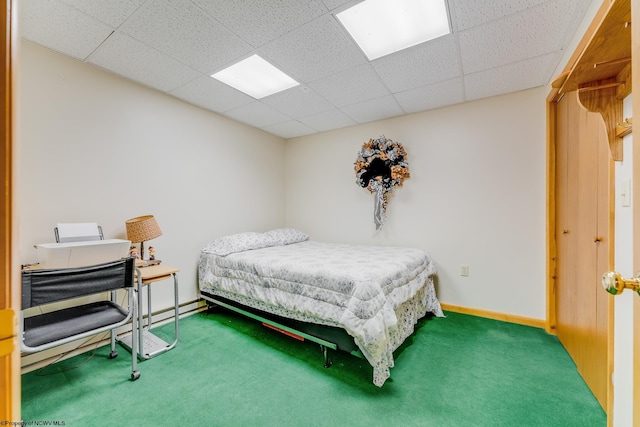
[{"left": 125, "top": 215, "right": 162, "bottom": 261}]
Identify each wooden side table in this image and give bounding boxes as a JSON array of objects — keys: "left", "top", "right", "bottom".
[{"left": 119, "top": 264, "right": 179, "bottom": 359}]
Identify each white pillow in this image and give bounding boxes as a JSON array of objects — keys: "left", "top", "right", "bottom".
[
  {"left": 263, "top": 228, "right": 309, "bottom": 246},
  {"left": 202, "top": 232, "right": 272, "bottom": 256}
]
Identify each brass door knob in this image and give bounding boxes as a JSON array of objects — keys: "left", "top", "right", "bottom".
[{"left": 602, "top": 271, "right": 640, "bottom": 296}]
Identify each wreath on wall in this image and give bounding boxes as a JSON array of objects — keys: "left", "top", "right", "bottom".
[{"left": 354, "top": 135, "right": 410, "bottom": 230}]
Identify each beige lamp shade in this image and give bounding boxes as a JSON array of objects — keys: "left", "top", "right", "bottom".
[{"left": 125, "top": 215, "right": 162, "bottom": 243}]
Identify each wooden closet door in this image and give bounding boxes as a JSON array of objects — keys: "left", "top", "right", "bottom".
[
  {"left": 555, "top": 92, "right": 579, "bottom": 360},
  {"left": 590, "top": 96, "right": 612, "bottom": 410},
  {"left": 555, "top": 91, "right": 610, "bottom": 410}
]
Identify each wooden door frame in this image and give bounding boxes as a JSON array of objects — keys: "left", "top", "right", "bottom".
[
  {"left": 631, "top": 1, "right": 639, "bottom": 424},
  {"left": 0, "top": 0, "right": 19, "bottom": 421}
]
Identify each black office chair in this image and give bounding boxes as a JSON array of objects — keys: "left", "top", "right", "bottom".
[{"left": 21, "top": 257, "right": 140, "bottom": 380}]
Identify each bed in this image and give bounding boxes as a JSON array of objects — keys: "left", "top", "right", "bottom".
[{"left": 198, "top": 229, "right": 443, "bottom": 386}]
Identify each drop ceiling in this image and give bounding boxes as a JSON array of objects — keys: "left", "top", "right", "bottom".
[{"left": 20, "top": 0, "right": 592, "bottom": 139}]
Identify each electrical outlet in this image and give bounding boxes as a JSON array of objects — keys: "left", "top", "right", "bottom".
[{"left": 460, "top": 265, "right": 469, "bottom": 276}]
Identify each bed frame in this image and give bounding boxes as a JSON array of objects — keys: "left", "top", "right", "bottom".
[{"left": 200, "top": 291, "right": 363, "bottom": 368}]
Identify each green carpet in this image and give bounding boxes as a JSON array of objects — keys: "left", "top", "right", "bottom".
[{"left": 21, "top": 310, "right": 606, "bottom": 426}]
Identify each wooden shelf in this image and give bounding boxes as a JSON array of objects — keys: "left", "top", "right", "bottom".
[
  {"left": 558, "top": 0, "right": 631, "bottom": 96},
  {"left": 550, "top": 0, "right": 632, "bottom": 161}
]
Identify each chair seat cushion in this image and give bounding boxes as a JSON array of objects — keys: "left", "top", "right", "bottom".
[{"left": 23, "top": 301, "right": 128, "bottom": 348}]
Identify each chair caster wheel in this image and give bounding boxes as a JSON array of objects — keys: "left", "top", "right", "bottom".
[
  {"left": 131, "top": 371, "right": 141, "bottom": 381},
  {"left": 109, "top": 351, "right": 118, "bottom": 359}
]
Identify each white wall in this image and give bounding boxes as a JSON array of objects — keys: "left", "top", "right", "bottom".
[
  {"left": 18, "top": 41, "right": 571, "bottom": 324},
  {"left": 285, "top": 88, "right": 547, "bottom": 319},
  {"left": 18, "top": 41, "right": 286, "bottom": 310}
]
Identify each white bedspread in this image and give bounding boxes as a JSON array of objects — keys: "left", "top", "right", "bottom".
[{"left": 198, "top": 239, "right": 442, "bottom": 386}]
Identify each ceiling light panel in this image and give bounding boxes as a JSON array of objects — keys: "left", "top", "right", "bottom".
[
  {"left": 337, "top": 0, "right": 451, "bottom": 60},
  {"left": 211, "top": 54, "right": 299, "bottom": 99}
]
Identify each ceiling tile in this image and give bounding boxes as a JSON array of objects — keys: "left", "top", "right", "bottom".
[
  {"left": 260, "top": 14, "right": 368, "bottom": 82},
  {"left": 19, "top": 0, "right": 594, "bottom": 139},
  {"left": 342, "top": 96, "right": 406, "bottom": 124},
  {"left": 262, "top": 86, "right": 335, "bottom": 119},
  {"left": 119, "top": 0, "right": 253, "bottom": 74},
  {"left": 298, "top": 109, "right": 357, "bottom": 131},
  {"left": 449, "top": 0, "right": 546, "bottom": 32},
  {"left": 192, "top": 0, "right": 327, "bottom": 48},
  {"left": 371, "top": 35, "right": 462, "bottom": 93},
  {"left": 87, "top": 32, "right": 201, "bottom": 92},
  {"left": 459, "top": 0, "right": 589, "bottom": 74},
  {"left": 224, "top": 102, "right": 291, "bottom": 128},
  {"left": 464, "top": 53, "right": 559, "bottom": 101},
  {"left": 261, "top": 120, "right": 317, "bottom": 139},
  {"left": 322, "top": 0, "right": 354, "bottom": 11},
  {"left": 169, "top": 76, "right": 255, "bottom": 113},
  {"left": 58, "top": 0, "right": 146, "bottom": 27},
  {"left": 21, "top": 0, "right": 114, "bottom": 60},
  {"left": 394, "top": 78, "right": 465, "bottom": 113},
  {"left": 309, "top": 64, "right": 390, "bottom": 107}
]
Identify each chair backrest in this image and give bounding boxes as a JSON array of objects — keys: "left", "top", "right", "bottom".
[
  {"left": 22, "top": 257, "right": 135, "bottom": 309},
  {"left": 54, "top": 223, "right": 104, "bottom": 243}
]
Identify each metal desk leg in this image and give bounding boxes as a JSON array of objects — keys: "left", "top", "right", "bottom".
[
  {"left": 137, "top": 272, "right": 179, "bottom": 359},
  {"left": 130, "top": 290, "right": 140, "bottom": 379},
  {"left": 113, "top": 285, "right": 140, "bottom": 379},
  {"left": 137, "top": 272, "right": 144, "bottom": 358}
]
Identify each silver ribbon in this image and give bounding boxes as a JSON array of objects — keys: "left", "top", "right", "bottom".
[{"left": 372, "top": 181, "right": 385, "bottom": 230}]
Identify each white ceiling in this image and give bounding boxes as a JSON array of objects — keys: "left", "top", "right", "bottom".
[{"left": 20, "top": 0, "right": 591, "bottom": 139}]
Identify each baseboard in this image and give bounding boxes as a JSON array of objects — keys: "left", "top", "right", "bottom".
[
  {"left": 440, "top": 303, "right": 546, "bottom": 329},
  {"left": 20, "top": 299, "right": 208, "bottom": 374}
]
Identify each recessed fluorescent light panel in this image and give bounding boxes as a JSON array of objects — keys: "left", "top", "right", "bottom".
[
  {"left": 211, "top": 55, "right": 299, "bottom": 99},
  {"left": 337, "top": 0, "right": 451, "bottom": 60}
]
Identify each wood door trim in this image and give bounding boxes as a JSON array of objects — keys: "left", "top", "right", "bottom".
[
  {"left": 631, "top": 0, "right": 639, "bottom": 424},
  {"left": 0, "top": 0, "right": 19, "bottom": 421},
  {"left": 606, "top": 143, "right": 615, "bottom": 426},
  {"left": 546, "top": 100, "right": 557, "bottom": 334}
]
